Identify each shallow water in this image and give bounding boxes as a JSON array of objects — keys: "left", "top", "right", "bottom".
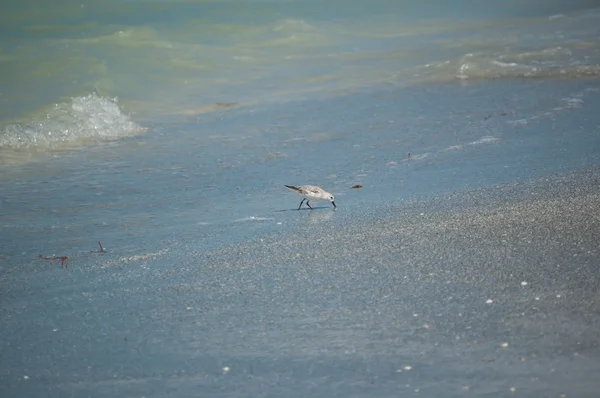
[
  {"left": 2, "top": 78, "right": 599, "bottom": 266},
  {"left": 2, "top": 0, "right": 600, "bottom": 160}
]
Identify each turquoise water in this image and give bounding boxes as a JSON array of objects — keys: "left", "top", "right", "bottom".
[{"left": 1, "top": 0, "right": 600, "bottom": 159}]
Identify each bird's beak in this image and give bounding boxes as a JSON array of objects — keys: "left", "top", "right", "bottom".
[{"left": 332, "top": 201, "right": 337, "bottom": 208}]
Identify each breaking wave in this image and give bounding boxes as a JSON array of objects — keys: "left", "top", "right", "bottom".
[{"left": 0, "top": 93, "right": 145, "bottom": 156}]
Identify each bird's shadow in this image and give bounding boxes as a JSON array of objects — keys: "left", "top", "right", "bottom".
[{"left": 274, "top": 206, "right": 333, "bottom": 213}]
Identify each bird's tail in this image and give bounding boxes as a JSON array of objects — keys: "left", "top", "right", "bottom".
[{"left": 285, "top": 185, "right": 300, "bottom": 191}]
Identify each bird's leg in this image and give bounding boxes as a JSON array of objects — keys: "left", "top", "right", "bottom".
[
  {"left": 306, "top": 200, "right": 313, "bottom": 209},
  {"left": 298, "top": 198, "right": 305, "bottom": 210}
]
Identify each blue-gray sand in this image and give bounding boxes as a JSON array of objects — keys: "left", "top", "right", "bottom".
[
  {"left": 2, "top": 77, "right": 600, "bottom": 397},
  {"left": 2, "top": 78, "right": 600, "bottom": 397},
  {"left": 2, "top": 166, "right": 600, "bottom": 397}
]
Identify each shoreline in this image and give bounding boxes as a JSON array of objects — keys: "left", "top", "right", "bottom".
[{"left": 1, "top": 79, "right": 600, "bottom": 396}]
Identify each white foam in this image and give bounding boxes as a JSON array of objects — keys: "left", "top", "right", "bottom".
[
  {"left": 0, "top": 93, "right": 145, "bottom": 151},
  {"left": 235, "top": 216, "right": 274, "bottom": 222},
  {"left": 468, "top": 136, "right": 501, "bottom": 146}
]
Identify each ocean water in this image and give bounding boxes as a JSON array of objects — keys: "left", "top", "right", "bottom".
[
  {"left": 1, "top": 0, "right": 600, "bottom": 157},
  {"left": 1, "top": 1, "right": 600, "bottom": 397}
]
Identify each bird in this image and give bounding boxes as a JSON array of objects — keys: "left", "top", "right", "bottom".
[{"left": 285, "top": 185, "right": 336, "bottom": 210}]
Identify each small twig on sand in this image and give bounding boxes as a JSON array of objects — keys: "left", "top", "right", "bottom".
[
  {"left": 91, "top": 241, "right": 105, "bottom": 253},
  {"left": 39, "top": 255, "right": 69, "bottom": 269}
]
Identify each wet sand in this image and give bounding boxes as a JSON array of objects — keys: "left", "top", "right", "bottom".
[
  {"left": 189, "top": 167, "right": 600, "bottom": 397},
  {"left": 2, "top": 76, "right": 600, "bottom": 397},
  {"left": 3, "top": 167, "right": 599, "bottom": 397}
]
